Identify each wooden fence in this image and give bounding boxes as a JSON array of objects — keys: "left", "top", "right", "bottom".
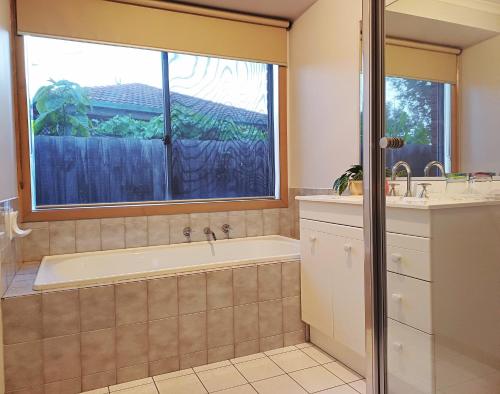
[
  {"left": 386, "top": 143, "right": 439, "bottom": 176},
  {"left": 34, "top": 136, "right": 272, "bottom": 206}
]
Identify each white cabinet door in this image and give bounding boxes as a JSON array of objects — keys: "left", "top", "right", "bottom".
[
  {"left": 330, "top": 231, "right": 366, "bottom": 357},
  {"left": 300, "top": 222, "right": 334, "bottom": 338}
]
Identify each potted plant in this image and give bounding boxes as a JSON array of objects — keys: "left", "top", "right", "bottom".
[{"left": 333, "top": 165, "right": 363, "bottom": 195}]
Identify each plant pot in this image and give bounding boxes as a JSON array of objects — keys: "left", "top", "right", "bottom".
[{"left": 349, "top": 180, "right": 363, "bottom": 195}]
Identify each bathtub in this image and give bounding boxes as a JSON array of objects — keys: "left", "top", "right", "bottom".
[{"left": 34, "top": 235, "right": 299, "bottom": 291}]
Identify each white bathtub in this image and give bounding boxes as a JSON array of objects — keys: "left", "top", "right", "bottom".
[{"left": 34, "top": 235, "right": 299, "bottom": 291}]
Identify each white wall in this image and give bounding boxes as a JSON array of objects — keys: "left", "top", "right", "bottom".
[
  {"left": 288, "top": 0, "right": 362, "bottom": 189},
  {"left": 460, "top": 34, "right": 500, "bottom": 173},
  {"left": 0, "top": 0, "right": 18, "bottom": 202}
]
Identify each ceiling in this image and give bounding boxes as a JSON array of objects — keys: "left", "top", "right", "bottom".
[{"left": 166, "top": 0, "right": 318, "bottom": 21}]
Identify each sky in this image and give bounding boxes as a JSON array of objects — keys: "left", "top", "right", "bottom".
[{"left": 25, "top": 36, "right": 269, "bottom": 114}]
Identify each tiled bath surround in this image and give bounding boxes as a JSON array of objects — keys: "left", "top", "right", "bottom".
[
  {"left": 0, "top": 199, "right": 23, "bottom": 295},
  {"left": 1, "top": 260, "right": 304, "bottom": 393}
]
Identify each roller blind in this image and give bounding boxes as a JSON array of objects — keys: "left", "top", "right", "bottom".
[
  {"left": 386, "top": 42, "right": 458, "bottom": 84},
  {"left": 16, "top": 0, "right": 289, "bottom": 65}
]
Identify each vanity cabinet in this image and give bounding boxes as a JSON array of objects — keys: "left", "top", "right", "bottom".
[{"left": 298, "top": 195, "right": 500, "bottom": 392}]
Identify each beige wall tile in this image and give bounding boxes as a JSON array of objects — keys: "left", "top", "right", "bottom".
[
  {"left": 189, "top": 213, "right": 210, "bottom": 242},
  {"left": 284, "top": 330, "right": 306, "bottom": 347},
  {"left": 43, "top": 334, "right": 81, "bottom": 383},
  {"left": 169, "top": 214, "right": 190, "bottom": 244},
  {"left": 125, "top": 217, "right": 148, "bottom": 248},
  {"left": 149, "top": 356, "right": 179, "bottom": 377},
  {"left": 179, "top": 312, "right": 207, "bottom": 355},
  {"left": 207, "top": 269, "right": 233, "bottom": 310},
  {"left": 234, "top": 303, "right": 258, "bottom": 343},
  {"left": 116, "top": 322, "right": 148, "bottom": 368},
  {"left": 282, "top": 261, "right": 300, "bottom": 298},
  {"left": 208, "top": 345, "right": 234, "bottom": 364},
  {"left": 259, "top": 299, "right": 283, "bottom": 337},
  {"left": 44, "top": 377, "right": 81, "bottom": 394},
  {"left": 207, "top": 307, "right": 234, "bottom": 349},
  {"left": 283, "top": 296, "right": 304, "bottom": 333},
  {"left": 80, "top": 285, "right": 115, "bottom": 331},
  {"left": 76, "top": 219, "right": 101, "bottom": 252},
  {"left": 148, "top": 276, "right": 178, "bottom": 320},
  {"left": 258, "top": 263, "right": 282, "bottom": 301},
  {"left": 42, "top": 290, "right": 80, "bottom": 337},
  {"left": 180, "top": 350, "right": 207, "bottom": 369},
  {"left": 101, "top": 218, "right": 125, "bottom": 250},
  {"left": 260, "top": 334, "right": 284, "bottom": 352},
  {"left": 2, "top": 294, "right": 42, "bottom": 344},
  {"left": 49, "top": 221, "right": 76, "bottom": 255},
  {"left": 81, "top": 328, "right": 116, "bottom": 375},
  {"left": 4, "top": 341, "right": 43, "bottom": 392},
  {"left": 263, "top": 212, "right": 280, "bottom": 236},
  {"left": 245, "top": 211, "right": 263, "bottom": 237},
  {"left": 233, "top": 266, "right": 257, "bottom": 305},
  {"left": 178, "top": 273, "right": 206, "bottom": 315},
  {"left": 22, "top": 228, "right": 49, "bottom": 261},
  {"left": 148, "top": 317, "right": 178, "bottom": 361},
  {"left": 147, "top": 215, "right": 170, "bottom": 246},
  {"left": 116, "top": 281, "right": 147, "bottom": 325},
  {"left": 209, "top": 212, "right": 230, "bottom": 240},
  {"left": 228, "top": 211, "right": 246, "bottom": 239},
  {"left": 279, "top": 208, "right": 292, "bottom": 237},
  {"left": 116, "top": 363, "right": 148, "bottom": 384},
  {"left": 82, "top": 370, "right": 116, "bottom": 392},
  {"left": 234, "top": 340, "right": 259, "bottom": 358}
]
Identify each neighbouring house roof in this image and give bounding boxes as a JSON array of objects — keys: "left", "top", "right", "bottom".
[{"left": 85, "top": 83, "right": 268, "bottom": 126}]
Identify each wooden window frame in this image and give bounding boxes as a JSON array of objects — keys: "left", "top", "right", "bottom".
[{"left": 15, "top": 35, "right": 288, "bottom": 222}]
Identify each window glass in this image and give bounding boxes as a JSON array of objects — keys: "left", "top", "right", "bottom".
[
  {"left": 385, "top": 77, "right": 451, "bottom": 175},
  {"left": 24, "top": 36, "right": 279, "bottom": 208}
]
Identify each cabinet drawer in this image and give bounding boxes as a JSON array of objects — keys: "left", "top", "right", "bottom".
[
  {"left": 388, "top": 319, "right": 434, "bottom": 394},
  {"left": 387, "top": 272, "right": 432, "bottom": 334},
  {"left": 387, "top": 233, "right": 431, "bottom": 281}
]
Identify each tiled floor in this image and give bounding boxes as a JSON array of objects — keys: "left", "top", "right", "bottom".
[{"left": 82, "top": 343, "right": 366, "bottom": 394}]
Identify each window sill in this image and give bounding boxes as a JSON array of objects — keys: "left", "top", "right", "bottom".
[{"left": 21, "top": 197, "right": 288, "bottom": 222}]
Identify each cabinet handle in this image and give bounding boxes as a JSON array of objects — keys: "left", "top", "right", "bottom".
[
  {"left": 391, "top": 253, "right": 402, "bottom": 263},
  {"left": 343, "top": 244, "right": 352, "bottom": 253},
  {"left": 391, "top": 293, "right": 403, "bottom": 302},
  {"left": 393, "top": 342, "right": 403, "bottom": 352},
  {"left": 309, "top": 235, "right": 317, "bottom": 242}
]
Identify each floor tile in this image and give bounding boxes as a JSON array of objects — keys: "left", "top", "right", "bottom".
[
  {"left": 264, "top": 346, "right": 297, "bottom": 356},
  {"left": 289, "top": 366, "right": 344, "bottom": 393},
  {"left": 153, "top": 368, "right": 194, "bottom": 382},
  {"left": 235, "top": 357, "right": 284, "bottom": 382},
  {"left": 252, "top": 374, "right": 307, "bottom": 394},
  {"left": 324, "top": 362, "right": 362, "bottom": 383},
  {"left": 231, "top": 352, "right": 266, "bottom": 364},
  {"left": 156, "top": 373, "right": 207, "bottom": 394},
  {"left": 270, "top": 350, "right": 318, "bottom": 373},
  {"left": 109, "top": 377, "right": 153, "bottom": 392},
  {"left": 317, "top": 385, "right": 359, "bottom": 394},
  {"left": 215, "top": 384, "right": 257, "bottom": 393},
  {"left": 197, "top": 365, "right": 247, "bottom": 392},
  {"left": 81, "top": 388, "right": 109, "bottom": 394},
  {"left": 301, "top": 347, "right": 335, "bottom": 364},
  {"left": 114, "top": 383, "right": 158, "bottom": 394},
  {"left": 349, "top": 380, "right": 367, "bottom": 394},
  {"left": 295, "top": 343, "right": 314, "bottom": 349},
  {"left": 194, "top": 360, "right": 231, "bottom": 373}
]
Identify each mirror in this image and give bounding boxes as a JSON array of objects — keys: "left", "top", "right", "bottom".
[{"left": 385, "top": 0, "right": 500, "bottom": 176}]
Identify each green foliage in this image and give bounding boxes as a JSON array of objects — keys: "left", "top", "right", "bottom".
[
  {"left": 33, "top": 79, "right": 91, "bottom": 137},
  {"left": 333, "top": 165, "right": 363, "bottom": 195},
  {"left": 92, "top": 115, "right": 164, "bottom": 139}
]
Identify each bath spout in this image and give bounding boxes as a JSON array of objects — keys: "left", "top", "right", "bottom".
[{"left": 204, "top": 227, "right": 217, "bottom": 241}]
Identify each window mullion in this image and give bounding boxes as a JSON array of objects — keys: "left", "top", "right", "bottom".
[{"left": 161, "top": 51, "right": 173, "bottom": 200}]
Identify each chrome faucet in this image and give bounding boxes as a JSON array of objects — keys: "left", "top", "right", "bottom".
[
  {"left": 391, "top": 161, "right": 413, "bottom": 197},
  {"left": 424, "top": 160, "right": 445, "bottom": 177},
  {"left": 221, "top": 224, "right": 231, "bottom": 238},
  {"left": 183, "top": 227, "right": 192, "bottom": 242},
  {"left": 204, "top": 227, "right": 217, "bottom": 241}
]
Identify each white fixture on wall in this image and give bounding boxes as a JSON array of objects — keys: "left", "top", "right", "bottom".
[{"left": 3, "top": 210, "right": 31, "bottom": 240}]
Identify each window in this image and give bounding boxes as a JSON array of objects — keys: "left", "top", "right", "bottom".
[
  {"left": 22, "top": 36, "right": 284, "bottom": 215},
  {"left": 385, "top": 77, "right": 452, "bottom": 175}
]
